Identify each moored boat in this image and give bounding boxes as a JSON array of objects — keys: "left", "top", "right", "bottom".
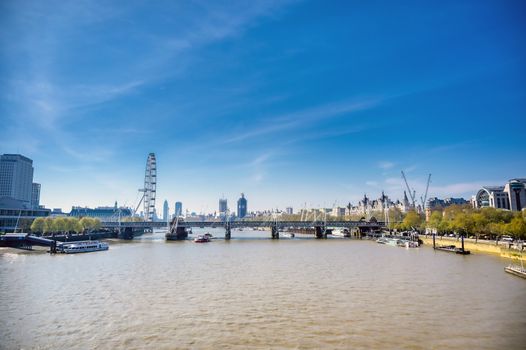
[
  {"left": 505, "top": 265, "right": 526, "bottom": 279},
  {"left": 435, "top": 245, "right": 470, "bottom": 254},
  {"left": 397, "top": 239, "right": 420, "bottom": 248},
  {"left": 166, "top": 217, "right": 189, "bottom": 241},
  {"left": 331, "top": 229, "right": 350, "bottom": 237},
  {"left": 59, "top": 240, "right": 108, "bottom": 254},
  {"left": 376, "top": 237, "right": 389, "bottom": 244}
]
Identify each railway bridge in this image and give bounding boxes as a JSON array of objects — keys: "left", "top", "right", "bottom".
[{"left": 101, "top": 219, "right": 385, "bottom": 240}]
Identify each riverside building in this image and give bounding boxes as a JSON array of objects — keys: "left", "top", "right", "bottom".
[
  {"left": 472, "top": 178, "right": 526, "bottom": 211},
  {"left": 0, "top": 154, "right": 34, "bottom": 205},
  {"left": 0, "top": 154, "right": 50, "bottom": 232},
  {"left": 69, "top": 202, "right": 132, "bottom": 221}
]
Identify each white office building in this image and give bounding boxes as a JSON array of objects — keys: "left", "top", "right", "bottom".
[{"left": 472, "top": 178, "right": 526, "bottom": 211}]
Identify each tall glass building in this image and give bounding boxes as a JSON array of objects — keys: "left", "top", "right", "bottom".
[
  {"left": 237, "top": 193, "right": 247, "bottom": 218},
  {"left": 219, "top": 198, "right": 228, "bottom": 215},
  {"left": 174, "top": 201, "right": 182, "bottom": 217},
  {"left": 163, "top": 200, "right": 169, "bottom": 221},
  {"left": 0, "top": 154, "right": 34, "bottom": 205},
  {"left": 31, "top": 183, "right": 40, "bottom": 208}
]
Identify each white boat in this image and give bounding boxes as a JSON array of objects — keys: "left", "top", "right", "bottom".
[
  {"left": 194, "top": 235, "right": 211, "bottom": 243},
  {"left": 385, "top": 238, "right": 401, "bottom": 247},
  {"left": 281, "top": 232, "right": 295, "bottom": 238},
  {"left": 505, "top": 264, "right": 526, "bottom": 279},
  {"left": 376, "top": 237, "right": 389, "bottom": 244},
  {"left": 60, "top": 240, "right": 109, "bottom": 254},
  {"left": 505, "top": 253, "right": 526, "bottom": 278},
  {"left": 398, "top": 240, "right": 419, "bottom": 248},
  {"left": 331, "top": 229, "right": 350, "bottom": 237}
]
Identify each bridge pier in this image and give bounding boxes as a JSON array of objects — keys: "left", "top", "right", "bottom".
[
  {"left": 271, "top": 225, "right": 279, "bottom": 239},
  {"left": 315, "top": 226, "right": 327, "bottom": 239},
  {"left": 225, "top": 223, "right": 231, "bottom": 240}
]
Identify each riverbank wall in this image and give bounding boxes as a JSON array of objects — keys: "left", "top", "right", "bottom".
[{"left": 420, "top": 236, "right": 526, "bottom": 261}]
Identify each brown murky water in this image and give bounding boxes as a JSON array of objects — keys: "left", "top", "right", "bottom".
[{"left": 1, "top": 229, "right": 525, "bottom": 349}]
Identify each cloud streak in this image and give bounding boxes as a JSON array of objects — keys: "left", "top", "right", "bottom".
[{"left": 221, "top": 97, "right": 382, "bottom": 144}]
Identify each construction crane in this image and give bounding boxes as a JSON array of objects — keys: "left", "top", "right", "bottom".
[
  {"left": 420, "top": 174, "right": 432, "bottom": 210},
  {"left": 401, "top": 171, "right": 416, "bottom": 208}
]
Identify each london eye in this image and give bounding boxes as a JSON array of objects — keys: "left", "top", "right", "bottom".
[{"left": 134, "top": 153, "right": 157, "bottom": 221}]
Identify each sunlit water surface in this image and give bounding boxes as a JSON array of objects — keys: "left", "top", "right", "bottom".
[{"left": 1, "top": 229, "right": 525, "bottom": 349}]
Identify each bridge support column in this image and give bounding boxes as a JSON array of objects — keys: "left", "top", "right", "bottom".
[
  {"left": 271, "top": 225, "right": 279, "bottom": 239},
  {"left": 315, "top": 226, "right": 327, "bottom": 239},
  {"left": 225, "top": 223, "right": 231, "bottom": 240}
]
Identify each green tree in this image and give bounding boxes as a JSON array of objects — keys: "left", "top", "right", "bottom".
[
  {"left": 388, "top": 207, "right": 404, "bottom": 230},
  {"left": 401, "top": 210, "right": 423, "bottom": 231},
  {"left": 92, "top": 218, "right": 101, "bottom": 230},
  {"left": 507, "top": 216, "right": 526, "bottom": 240},
  {"left": 472, "top": 212, "right": 489, "bottom": 242},
  {"left": 450, "top": 212, "right": 474, "bottom": 237},
  {"left": 79, "top": 217, "right": 101, "bottom": 232},
  {"left": 30, "top": 217, "right": 45, "bottom": 233},
  {"left": 79, "top": 217, "right": 92, "bottom": 232},
  {"left": 52, "top": 218, "right": 67, "bottom": 233},
  {"left": 427, "top": 211, "right": 442, "bottom": 232},
  {"left": 64, "top": 217, "right": 82, "bottom": 233},
  {"left": 43, "top": 217, "right": 54, "bottom": 234},
  {"left": 488, "top": 222, "right": 506, "bottom": 242}
]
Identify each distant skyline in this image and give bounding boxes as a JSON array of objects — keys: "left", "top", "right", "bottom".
[{"left": 1, "top": 1, "right": 525, "bottom": 213}]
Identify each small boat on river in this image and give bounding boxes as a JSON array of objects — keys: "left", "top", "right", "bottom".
[{"left": 194, "top": 235, "right": 211, "bottom": 243}]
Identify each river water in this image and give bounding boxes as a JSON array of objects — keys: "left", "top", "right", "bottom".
[{"left": 1, "top": 229, "right": 525, "bottom": 349}]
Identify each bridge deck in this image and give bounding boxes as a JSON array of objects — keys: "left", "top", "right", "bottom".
[{"left": 101, "top": 220, "right": 385, "bottom": 229}]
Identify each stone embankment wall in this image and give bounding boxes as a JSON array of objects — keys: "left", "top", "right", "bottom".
[{"left": 420, "top": 236, "right": 526, "bottom": 261}]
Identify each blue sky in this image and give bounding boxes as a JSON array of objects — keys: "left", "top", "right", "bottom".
[{"left": 1, "top": 0, "right": 525, "bottom": 214}]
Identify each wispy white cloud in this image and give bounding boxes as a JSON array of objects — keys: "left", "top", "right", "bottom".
[
  {"left": 221, "top": 97, "right": 382, "bottom": 144},
  {"left": 223, "top": 120, "right": 300, "bottom": 144},
  {"left": 378, "top": 161, "right": 395, "bottom": 170},
  {"left": 1, "top": 0, "right": 296, "bottom": 168},
  {"left": 403, "top": 165, "right": 418, "bottom": 173}
]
